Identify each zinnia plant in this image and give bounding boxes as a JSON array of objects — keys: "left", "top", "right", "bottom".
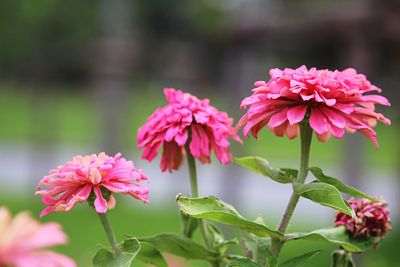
[
  {"left": 138, "top": 88, "right": 241, "bottom": 265},
  {"left": 31, "top": 66, "right": 391, "bottom": 267},
  {"left": 174, "top": 66, "right": 391, "bottom": 267}
]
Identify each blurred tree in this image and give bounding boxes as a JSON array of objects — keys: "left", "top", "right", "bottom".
[
  {"left": 0, "top": 0, "right": 98, "bottom": 83},
  {"left": 90, "top": 0, "right": 133, "bottom": 154}
]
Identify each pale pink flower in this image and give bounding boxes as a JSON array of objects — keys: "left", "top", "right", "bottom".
[
  {"left": 238, "top": 66, "right": 391, "bottom": 147},
  {"left": 335, "top": 198, "right": 391, "bottom": 239},
  {"left": 36, "top": 153, "right": 149, "bottom": 217},
  {"left": 0, "top": 207, "right": 75, "bottom": 267},
  {"left": 137, "top": 88, "right": 241, "bottom": 172},
  {"left": 163, "top": 254, "right": 186, "bottom": 267}
]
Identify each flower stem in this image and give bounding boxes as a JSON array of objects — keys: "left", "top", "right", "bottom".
[
  {"left": 271, "top": 123, "right": 313, "bottom": 256},
  {"left": 185, "top": 144, "right": 218, "bottom": 266},
  {"left": 98, "top": 212, "right": 121, "bottom": 255},
  {"left": 185, "top": 146, "right": 212, "bottom": 247}
]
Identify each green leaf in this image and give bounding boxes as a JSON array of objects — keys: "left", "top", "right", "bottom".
[
  {"left": 279, "top": 250, "right": 321, "bottom": 267},
  {"left": 93, "top": 238, "right": 140, "bottom": 267},
  {"left": 309, "top": 167, "right": 376, "bottom": 201},
  {"left": 139, "top": 233, "right": 218, "bottom": 261},
  {"left": 93, "top": 249, "right": 115, "bottom": 267},
  {"left": 207, "top": 223, "right": 225, "bottom": 246},
  {"left": 181, "top": 212, "right": 199, "bottom": 238},
  {"left": 217, "top": 239, "right": 239, "bottom": 255},
  {"left": 331, "top": 249, "right": 356, "bottom": 267},
  {"left": 177, "top": 195, "right": 283, "bottom": 238},
  {"left": 233, "top": 157, "right": 297, "bottom": 183},
  {"left": 226, "top": 258, "right": 259, "bottom": 267},
  {"left": 241, "top": 231, "right": 277, "bottom": 267},
  {"left": 286, "top": 226, "right": 378, "bottom": 253},
  {"left": 207, "top": 223, "right": 238, "bottom": 254},
  {"left": 293, "top": 182, "right": 356, "bottom": 218},
  {"left": 136, "top": 242, "right": 168, "bottom": 267}
]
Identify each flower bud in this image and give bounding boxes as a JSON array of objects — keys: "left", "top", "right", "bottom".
[{"left": 335, "top": 198, "right": 391, "bottom": 239}]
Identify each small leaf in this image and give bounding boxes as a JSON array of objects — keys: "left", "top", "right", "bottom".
[
  {"left": 331, "top": 249, "right": 356, "bottom": 267},
  {"left": 139, "top": 233, "right": 218, "bottom": 261},
  {"left": 136, "top": 242, "right": 168, "bottom": 267},
  {"left": 207, "top": 224, "right": 238, "bottom": 254},
  {"left": 93, "top": 238, "right": 141, "bottom": 267},
  {"left": 286, "top": 226, "right": 378, "bottom": 252},
  {"left": 309, "top": 167, "right": 376, "bottom": 201},
  {"left": 226, "top": 258, "right": 259, "bottom": 267},
  {"left": 234, "top": 157, "right": 296, "bottom": 183},
  {"left": 177, "top": 195, "right": 283, "bottom": 238},
  {"left": 217, "top": 239, "right": 239, "bottom": 255},
  {"left": 293, "top": 182, "right": 356, "bottom": 218},
  {"left": 279, "top": 250, "right": 321, "bottom": 267},
  {"left": 241, "top": 231, "right": 277, "bottom": 267},
  {"left": 207, "top": 223, "right": 225, "bottom": 246},
  {"left": 93, "top": 249, "right": 114, "bottom": 267},
  {"left": 181, "top": 212, "right": 199, "bottom": 238}
]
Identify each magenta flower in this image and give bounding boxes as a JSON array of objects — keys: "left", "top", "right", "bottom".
[
  {"left": 137, "top": 88, "right": 241, "bottom": 172},
  {"left": 0, "top": 207, "right": 75, "bottom": 267},
  {"left": 335, "top": 198, "right": 391, "bottom": 238},
  {"left": 238, "top": 66, "right": 391, "bottom": 147},
  {"left": 36, "top": 153, "right": 149, "bottom": 217}
]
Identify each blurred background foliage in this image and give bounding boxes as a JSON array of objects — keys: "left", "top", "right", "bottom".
[{"left": 0, "top": 0, "right": 399, "bottom": 266}]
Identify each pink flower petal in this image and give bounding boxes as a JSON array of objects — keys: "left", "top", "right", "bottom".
[
  {"left": 320, "top": 106, "right": 346, "bottom": 128},
  {"left": 287, "top": 105, "right": 307, "bottom": 125},
  {"left": 93, "top": 187, "right": 108, "bottom": 213},
  {"left": 309, "top": 108, "right": 329, "bottom": 134},
  {"left": 268, "top": 108, "right": 288, "bottom": 128}
]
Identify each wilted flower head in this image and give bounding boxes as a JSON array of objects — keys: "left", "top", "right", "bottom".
[
  {"left": 0, "top": 207, "right": 75, "bottom": 267},
  {"left": 137, "top": 88, "right": 241, "bottom": 172},
  {"left": 36, "top": 152, "right": 149, "bottom": 217},
  {"left": 238, "top": 66, "right": 391, "bottom": 147},
  {"left": 335, "top": 198, "right": 391, "bottom": 239}
]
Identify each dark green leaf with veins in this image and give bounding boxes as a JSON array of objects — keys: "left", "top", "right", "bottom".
[
  {"left": 177, "top": 195, "right": 283, "bottom": 238},
  {"left": 293, "top": 182, "right": 356, "bottom": 218},
  {"left": 93, "top": 238, "right": 140, "bottom": 267},
  {"left": 278, "top": 250, "right": 321, "bottom": 267},
  {"left": 139, "top": 233, "right": 219, "bottom": 261},
  {"left": 285, "top": 226, "right": 378, "bottom": 253}
]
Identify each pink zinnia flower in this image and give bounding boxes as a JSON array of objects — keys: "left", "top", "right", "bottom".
[
  {"left": 238, "top": 66, "right": 391, "bottom": 147},
  {"left": 335, "top": 198, "right": 391, "bottom": 239},
  {"left": 137, "top": 88, "right": 241, "bottom": 172},
  {"left": 0, "top": 207, "right": 75, "bottom": 267},
  {"left": 36, "top": 152, "right": 149, "bottom": 217}
]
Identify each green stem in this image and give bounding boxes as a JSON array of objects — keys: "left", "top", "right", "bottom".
[
  {"left": 186, "top": 148, "right": 200, "bottom": 198},
  {"left": 271, "top": 123, "right": 313, "bottom": 256},
  {"left": 98, "top": 212, "right": 121, "bottom": 255},
  {"left": 185, "top": 143, "right": 218, "bottom": 267},
  {"left": 185, "top": 145, "right": 212, "bottom": 247}
]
